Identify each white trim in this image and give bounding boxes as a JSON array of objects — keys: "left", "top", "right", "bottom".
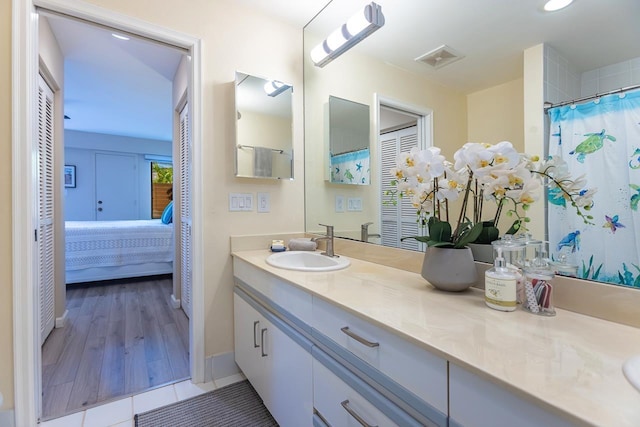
[
  {"left": 206, "top": 352, "right": 241, "bottom": 383},
  {"left": 54, "top": 309, "right": 68, "bottom": 328},
  {"left": 170, "top": 294, "right": 181, "bottom": 309},
  {"left": 12, "top": 1, "right": 206, "bottom": 424}
]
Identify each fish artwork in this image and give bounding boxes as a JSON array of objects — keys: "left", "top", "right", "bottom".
[
  {"left": 569, "top": 129, "right": 616, "bottom": 163},
  {"left": 557, "top": 230, "right": 581, "bottom": 253},
  {"left": 603, "top": 214, "right": 625, "bottom": 234},
  {"left": 630, "top": 184, "right": 640, "bottom": 211},
  {"left": 630, "top": 148, "right": 640, "bottom": 169}
]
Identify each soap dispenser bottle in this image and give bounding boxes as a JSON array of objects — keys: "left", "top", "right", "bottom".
[{"left": 485, "top": 247, "right": 518, "bottom": 312}]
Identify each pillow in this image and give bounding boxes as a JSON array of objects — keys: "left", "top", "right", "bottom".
[{"left": 161, "top": 201, "right": 173, "bottom": 224}]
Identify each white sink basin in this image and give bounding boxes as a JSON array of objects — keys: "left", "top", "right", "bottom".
[
  {"left": 623, "top": 355, "right": 640, "bottom": 393},
  {"left": 266, "top": 251, "right": 350, "bottom": 272}
]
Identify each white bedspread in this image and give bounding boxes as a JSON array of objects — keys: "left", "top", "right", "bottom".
[{"left": 65, "top": 220, "right": 174, "bottom": 271}]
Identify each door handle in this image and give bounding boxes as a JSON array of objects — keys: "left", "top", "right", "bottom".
[
  {"left": 260, "top": 328, "right": 267, "bottom": 357},
  {"left": 253, "top": 321, "right": 260, "bottom": 348}
]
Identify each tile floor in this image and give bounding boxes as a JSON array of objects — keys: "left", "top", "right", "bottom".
[{"left": 39, "top": 373, "right": 246, "bottom": 427}]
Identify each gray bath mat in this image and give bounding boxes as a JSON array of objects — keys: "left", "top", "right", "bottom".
[{"left": 134, "top": 380, "right": 278, "bottom": 427}]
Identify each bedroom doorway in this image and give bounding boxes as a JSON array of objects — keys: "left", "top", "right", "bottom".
[{"left": 33, "top": 7, "right": 199, "bottom": 423}]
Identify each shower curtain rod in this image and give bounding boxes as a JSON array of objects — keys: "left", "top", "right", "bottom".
[{"left": 543, "top": 84, "right": 640, "bottom": 111}]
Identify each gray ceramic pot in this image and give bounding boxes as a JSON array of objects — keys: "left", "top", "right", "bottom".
[
  {"left": 421, "top": 246, "right": 478, "bottom": 291},
  {"left": 468, "top": 242, "right": 494, "bottom": 264}
]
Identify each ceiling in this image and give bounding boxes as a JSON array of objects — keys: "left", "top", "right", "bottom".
[{"left": 44, "top": 0, "right": 640, "bottom": 140}]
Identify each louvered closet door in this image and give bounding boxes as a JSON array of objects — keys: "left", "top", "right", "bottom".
[
  {"left": 179, "top": 103, "right": 192, "bottom": 318},
  {"left": 380, "top": 126, "right": 425, "bottom": 251},
  {"left": 37, "top": 74, "right": 55, "bottom": 344}
]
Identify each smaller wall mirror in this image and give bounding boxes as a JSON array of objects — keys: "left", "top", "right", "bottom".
[
  {"left": 235, "top": 71, "right": 293, "bottom": 179},
  {"left": 328, "top": 95, "right": 370, "bottom": 185}
]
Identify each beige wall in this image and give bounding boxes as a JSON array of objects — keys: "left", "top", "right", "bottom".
[
  {"left": 467, "top": 78, "right": 524, "bottom": 151},
  {"left": 3, "top": 0, "right": 306, "bottom": 411},
  {"left": 1, "top": 0, "right": 13, "bottom": 411},
  {"left": 304, "top": 34, "right": 468, "bottom": 237},
  {"left": 466, "top": 78, "right": 525, "bottom": 232}
]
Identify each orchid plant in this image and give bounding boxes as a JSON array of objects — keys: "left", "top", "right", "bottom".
[{"left": 388, "top": 141, "right": 596, "bottom": 248}]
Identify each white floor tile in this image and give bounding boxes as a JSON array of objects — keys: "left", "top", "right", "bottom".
[
  {"left": 39, "top": 411, "right": 84, "bottom": 427},
  {"left": 174, "top": 379, "right": 217, "bottom": 401},
  {"left": 132, "top": 385, "right": 177, "bottom": 415},
  {"left": 83, "top": 397, "right": 132, "bottom": 427},
  {"left": 214, "top": 372, "right": 246, "bottom": 389}
]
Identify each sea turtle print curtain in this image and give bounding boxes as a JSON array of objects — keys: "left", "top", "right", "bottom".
[{"left": 547, "top": 89, "right": 640, "bottom": 287}]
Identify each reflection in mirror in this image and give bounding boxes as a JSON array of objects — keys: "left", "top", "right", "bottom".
[
  {"left": 328, "top": 96, "right": 370, "bottom": 185},
  {"left": 235, "top": 71, "right": 293, "bottom": 179},
  {"left": 304, "top": 0, "right": 640, "bottom": 288}
]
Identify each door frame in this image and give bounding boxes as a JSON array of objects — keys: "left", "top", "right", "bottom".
[
  {"left": 12, "top": 0, "right": 205, "bottom": 424},
  {"left": 374, "top": 94, "right": 433, "bottom": 242}
]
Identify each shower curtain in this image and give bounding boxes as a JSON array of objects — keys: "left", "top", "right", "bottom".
[{"left": 547, "top": 89, "right": 640, "bottom": 287}]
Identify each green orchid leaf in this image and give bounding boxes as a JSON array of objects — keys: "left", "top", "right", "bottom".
[
  {"left": 427, "top": 218, "right": 452, "bottom": 243},
  {"left": 455, "top": 222, "right": 484, "bottom": 248},
  {"left": 474, "top": 224, "right": 500, "bottom": 244}
]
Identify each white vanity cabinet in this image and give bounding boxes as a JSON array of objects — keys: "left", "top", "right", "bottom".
[
  {"left": 233, "top": 290, "right": 313, "bottom": 427},
  {"left": 448, "top": 363, "right": 578, "bottom": 427}
]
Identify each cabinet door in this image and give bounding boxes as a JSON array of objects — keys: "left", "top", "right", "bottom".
[
  {"left": 233, "top": 294, "right": 265, "bottom": 395},
  {"left": 261, "top": 315, "right": 313, "bottom": 427}
]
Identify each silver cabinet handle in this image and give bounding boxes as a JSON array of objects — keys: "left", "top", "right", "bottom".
[
  {"left": 260, "top": 328, "right": 267, "bottom": 357},
  {"left": 313, "top": 408, "right": 332, "bottom": 427},
  {"left": 253, "top": 321, "right": 260, "bottom": 348},
  {"left": 341, "top": 399, "right": 377, "bottom": 427},
  {"left": 341, "top": 326, "right": 379, "bottom": 348}
]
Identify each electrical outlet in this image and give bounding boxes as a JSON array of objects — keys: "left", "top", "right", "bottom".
[{"left": 335, "top": 195, "right": 345, "bottom": 212}]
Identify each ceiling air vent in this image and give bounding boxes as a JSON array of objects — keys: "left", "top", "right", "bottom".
[{"left": 415, "top": 45, "right": 464, "bottom": 69}]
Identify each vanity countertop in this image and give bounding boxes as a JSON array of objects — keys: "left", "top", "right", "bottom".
[{"left": 232, "top": 249, "right": 640, "bottom": 427}]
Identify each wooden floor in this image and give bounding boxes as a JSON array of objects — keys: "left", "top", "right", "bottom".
[{"left": 41, "top": 276, "right": 189, "bottom": 419}]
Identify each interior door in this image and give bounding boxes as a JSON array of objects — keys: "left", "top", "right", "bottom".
[
  {"left": 95, "top": 152, "right": 138, "bottom": 220},
  {"left": 37, "top": 74, "right": 55, "bottom": 344},
  {"left": 179, "top": 103, "right": 192, "bottom": 317},
  {"left": 380, "top": 125, "right": 427, "bottom": 251}
]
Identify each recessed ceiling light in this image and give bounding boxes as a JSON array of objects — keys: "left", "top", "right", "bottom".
[
  {"left": 111, "top": 33, "right": 130, "bottom": 41},
  {"left": 543, "top": 0, "right": 574, "bottom": 12}
]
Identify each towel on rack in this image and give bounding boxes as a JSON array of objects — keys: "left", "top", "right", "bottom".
[{"left": 253, "top": 146, "right": 273, "bottom": 177}]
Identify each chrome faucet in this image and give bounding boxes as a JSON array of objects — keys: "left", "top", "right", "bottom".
[
  {"left": 312, "top": 223, "right": 336, "bottom": 257},
  {"left": 361, "top": 222, "right": 381, "bottom": 243}
]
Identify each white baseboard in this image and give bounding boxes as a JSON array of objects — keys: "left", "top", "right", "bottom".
[
  {"left": 170, "top": 294, "right": 181, "bottom": 309},
  {"left": 55, "top": 309, "right": 69, "bottom": 328},
  {"left": 204, "top": 351, "right": 240, "bottom": 383},
  {"left": 0, "top": 409, "right": 14, "bottom": 427}
]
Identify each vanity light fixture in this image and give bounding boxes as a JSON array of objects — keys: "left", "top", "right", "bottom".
[
  {"left": 111, "top": 33, "right": 130, "bottom": 41},
  {"left": 310, "top": 2, "right": 385, "bottom": 68},
  {"left": 264, "top": 80, "right": 291, "bottom": 97},
  {"left": 543, "top": 0, "right": 574, "bottom": 12}
]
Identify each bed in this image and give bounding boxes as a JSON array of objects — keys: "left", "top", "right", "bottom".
[{"left": 65, "top": 219, "right": 174, "bottom": 284}]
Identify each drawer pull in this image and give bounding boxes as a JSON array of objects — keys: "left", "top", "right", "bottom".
[
  {"left": 340, "top": 399, "right": 378, "bottom": 427},
  {"left": 341, "top": 326, "right": 379, "bottom": 348},
  {"left": 261, "top": 328, "right": 268, "bottom": 357},
  {"left": 253, "top": 321, "right": 260, "bottom": 348},
  {"left": 313, "top": 408, "right": 332, "bottom": 427}
]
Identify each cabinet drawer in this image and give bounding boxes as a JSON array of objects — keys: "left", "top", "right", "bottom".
[
  {"left": 312, "top": 297, "right": 447, "bottom": 416},
  {"left": 313, "top": 348, "right": 419, "bottom": 427},
  {"left": 234, "top": 257, "right": 313, "bottom": 326}
]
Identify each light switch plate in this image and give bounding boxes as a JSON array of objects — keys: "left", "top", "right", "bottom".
[
  {"left": 229, "top": 193, "right": 253, "bottom": 211},
  {"left": 257, "top": 192, "right": 270, "bottom": 213},
  {"left": 335, "top": 195, "right": 345, "bottom": 212},
  {"left": 347, "top": 197, "right": 363, "bottom": 211}
]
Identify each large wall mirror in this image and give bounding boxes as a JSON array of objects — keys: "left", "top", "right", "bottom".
[
  {"left": 304, "top": 0, "right": 640, "bottom": 288},
  {"left": 235, "top": 71, "right": 293, "bottom": 179}
]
